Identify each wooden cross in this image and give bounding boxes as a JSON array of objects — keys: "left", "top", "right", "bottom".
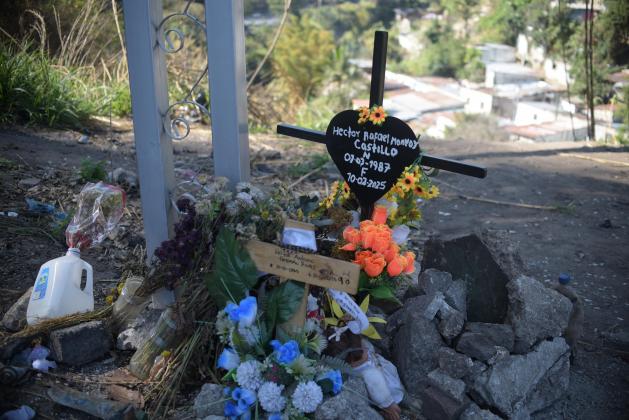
[{"left": 277, "top": 31, "right": 487, "bottom": 219}]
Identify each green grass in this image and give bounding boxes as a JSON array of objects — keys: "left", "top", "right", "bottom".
[{"left": 79, "top": 158, "right": 108, "bottom": 182}]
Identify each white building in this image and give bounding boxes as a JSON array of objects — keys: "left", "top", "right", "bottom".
[
  {"left": 485, "top": 63, "right": 540, "bottom": 88},
  {"left": 513, "top": 101, "right": 560, "bottom": 126},
  {"left": 543, "top": 58, "right": 571, "bottom": 87},
  {"left": 477, "top": 43, "right": 516, "bottom": 64},
  {"left": 460, "top": 86, "right": 493, "bottom": 115}
]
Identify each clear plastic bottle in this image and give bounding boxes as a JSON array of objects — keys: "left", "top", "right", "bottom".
[
  {"left": 112, "top": 276, "right": 147, "bottom": 332},
  {"left": 26, "top": 248, "right": 93, "bottom": 325},
  {"left": 128, "top": 307, "right": 179, "bottom": 380}
]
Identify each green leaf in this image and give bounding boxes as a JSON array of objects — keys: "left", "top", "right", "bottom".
[
  {"left": 368, "top": 285, "right": 401, "bottom": 305},
  {"left": 205, "top": 228, "right": 259, "bottom": 307},
  {"left": 317, "top": 378, "right": 334, "bottom": 394},
  {"left": 262, "top": 280, "right": 305, "bottom": 333}
]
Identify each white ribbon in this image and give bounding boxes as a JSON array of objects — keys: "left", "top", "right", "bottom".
[
  {"left": 328, "top": 325, "right": 350, "bottom": 342},
  {"left": 328, "top": 289, "right": 370, "bottom": 334}
]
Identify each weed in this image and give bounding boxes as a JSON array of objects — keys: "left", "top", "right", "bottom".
[
  {"left": 79, "top": 158, "right": 108, "bottom": 182},
  {"left": 287, "top": 153, "right": 330, "bottom": 177}
]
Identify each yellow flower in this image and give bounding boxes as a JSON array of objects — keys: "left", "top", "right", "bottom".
[
  {"left": 357, "top": 106, "right": 370, "bottom": 124},
  {"left": 427, "top": 186, "right": 440, "bottom": 199},
  {"left": 105, "top": 295, "right": 114, "bottom": 305},
  {"left": 341, "top": 182, "right": 351, "bottom": 199},
  {"left": 369, "top": 106, "right": 387, "bottom": 125},
  {"left": 402, "top": 172, "right": 416, "bottom": 189}
]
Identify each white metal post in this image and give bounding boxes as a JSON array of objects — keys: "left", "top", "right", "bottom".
[
  {"left": 122, "top": 0, "right": 175, "bottom": 258},
  {"left": 205, "top": 0, "right": 251, "bottom": 184}
]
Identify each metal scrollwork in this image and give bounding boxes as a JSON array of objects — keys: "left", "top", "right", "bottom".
[{"left": 158, "top": 0, "right": 211, "bottom": 141}]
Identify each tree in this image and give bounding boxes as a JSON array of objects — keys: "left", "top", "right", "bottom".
[{"left": 271, "top": 15, "right": 335, "bottom": 99}]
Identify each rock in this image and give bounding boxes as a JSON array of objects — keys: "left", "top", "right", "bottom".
[
  {"left": 193, "top": 383, "right": 225, "bottom": 418},
  {"left": 78, "top": 134, "right": 90, "bottom": 144},
  {"left": 456, "top": 332, "right": 504, "bottom": 362},
  {"left": 201, "top": 416, "right": 225, "bottom": 420},
  {"left": 116, "top": 308, "right": 162, "bottom": 351},
  {"left": 392, "top": 308, "right": 444, "bottom": 392},
  {"left": 387, "top": 293, "right": 445, "bottom": 333},
  {"left": 109, "top": 168, "right": 138, "bottom": 189},
  {"left": 420, "top": 386, "right": 470, "bottom": 420},
  {"left": 463, "top": 361, "right": 488, "bottom": 389},
  {"left": 315, "top": 377, "right": 383, "bottom": 420},
  {"left": 444, "top": 279, "right": 467, "bottom": 314},
  {"left": 49, "top": 321, "right": 112, "bottom": 366},
  {"left": 437, "top": 304, "right": 465, "bottom": 340},
  {"left": 18, "top": 178, "right": 41, "bottom": 189},
  {"left": 395, "top": 261, "right": 421, "bottom": 301},
  {"left": 460, "top": 403, "right": 503, "bottom": 420},
  {"left": 422, "top": 231, "right": 525, "bottom": 323},
  {"left": 427, "top": 369, "right": 466, "bottom": 402},
  {"left": 466, "top": 323, "right": 515, "bottom": 352},
  {"left": 507, "top": 276, "right": 572, "bottom": 353},
  {"left": 2, "top": 287, "right": 32, "bottom": 332},
  {"left": 418, "top": 269, "right": 452, "bottom": 295},
  {"left": 438, "top": 348, "right": 474, "bottom": 379},
  {"left": 470, "top": 337, "right": 570, "bottom": 418}
]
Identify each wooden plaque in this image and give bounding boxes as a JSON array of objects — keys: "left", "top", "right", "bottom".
[{"left": 245, "top": 240, "right": 359, "bottom": 294}]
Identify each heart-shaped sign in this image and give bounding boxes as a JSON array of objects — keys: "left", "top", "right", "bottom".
[{"left": 326, "top": 109, "right": 421, "bottom": 207}]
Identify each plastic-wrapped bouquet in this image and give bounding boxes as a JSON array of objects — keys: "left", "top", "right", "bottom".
[{"left": 216, "top": 296, "right": 345, "bottom": 419}]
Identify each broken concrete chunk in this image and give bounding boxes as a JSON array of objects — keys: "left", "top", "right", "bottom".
[
  {"left": 2, "top": 287, "right": 32, "bottom": 332},
  {"left": 507, "top": 276, "right": 572, "bottom": 353},
  {"left": 444, "top": 279, "right": 467, "bottom": 314},
  {"left": 193, "top": 383, "right": 225, "bottom": 418},
  {"left": 456, "top": 332, "right": 503, "bottom": 362},
  {"left": 315, "top": 376, "right": 383, "bottom": 420},
  {"left": 438, "top": 347, "right": 474, "bottom": 379},
  {"left": 466, "top": 322, "right": 515, "bottom": 352},
  {"left": 460, "top": 403, "right": 503, "bottom": 420},
  {"left": 418, "top": 269, "right": 453, "bottom": 295},
  {"left": 422, "top": 231, "right": 524, "bottom": 324},
  {"left": 49, "top": 321, "right": 112, "bottom": 366},
  {"left": 427, "top": 369, "right": 467, "bottom": 403},
  {"left": 470, "top": 337, "right": 570, "bottom": 418},
  {"left": 438, "top": 304, "right": 465, "bottom": 340},
  {"left": 420, "top": 386, "right": 470, "bottom": 420}
]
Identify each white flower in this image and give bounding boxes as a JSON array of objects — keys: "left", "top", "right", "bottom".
[
  {"left": 248, "top": 186, "right": 264, "bottom": 201},
  {"left": 291, "top": 381, "right": 323, "bottom": 413},
  {"left": 236, "top": 360, "right": 264, "bottom": 391},
  {"left": 304, "top": 318, "right": 321, "bottom": 335},
  {"left": 215, "top": 311, "right": 234, "bottom": 343},
  {"left": 236, "top": 182, "right": 253, "bottom": 193},
  {"left": 238, "top": 323, "right": 261, "bottom": 346},
  {"left": 236, "top": 192, "right": 255, "bottom": 207},
  {"left": 258, "top": 381, "right": 286, "bottom": 413},
  {"left": 226, "top": 201, "right": 240, "bottom": 216}
]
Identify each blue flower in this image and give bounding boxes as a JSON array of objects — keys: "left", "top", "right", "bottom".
[
  {"left": 224, "top": 400, "right": 243, "bottom": 418},
  {"left": 321, "top": 369, "right": 343, "bottom": 395},
  {"left": 269, "top": 413, "right": 283, "bottom": 420},
  {"left": 224, "top": 297, "right": 258, "bottom": 327},
  {"left": 217, "top": 347, "right": 240, "bottom": 370},
  {"left": 236, "top": 296, "right": 257, "bottom": 327},
  {"left": 272, "top": 340, "right": 300, "bottom": 365},
  {"left": 232, "top": 387, "right": 257, "bottom": 412},
  {"left": 224, "top": 387, "right": 232, "bottom": 397}
]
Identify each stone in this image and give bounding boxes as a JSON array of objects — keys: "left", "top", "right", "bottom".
[
  {"left": 18, "top": 178, "right": 41, "bottom": 189},
  {"left": 392, "top": 309, "right": 444, "bottom": 392},
  {"left": 460, "top": 403, "right": 503, "bottom": 420},
  {"left": 315, "top": 377, "right": 383, "bottom": 420},
  {"left": 109, "top": 168, "right": 138, "bottom": 189},
  {"left": 420, "top": 386, "right": 470, "bottom": 420},
  {"left": 418, "top": 269, "right": 452, "bottom": 296},
  {"left": 49, "top": 321, "right": 112, "bottom": 366},
  {"left": 427, "top": 369, "right": 466, "bottom": 402},
  {"left": 438, "top": 348, "right": 474, "bottom": 379},
  {"left": 395, "top": 261, "right": 421, "bottom": 301},
  {"left": 422, "top": 231, "right": 525, "bottom": 324},
  {"left": 507, "top": 276, "right": 572, "bottom": 353},
  {"left": 444, "top": 279, "right": 467, "bottom": 314},
  {"left": 193, "top": 383, "right": 225, "bottom": 418},
  {"left": 437, "top": 304, "right": 465, "bottom": 340},
  {"left": 116, "top": 308, "right": 162, "bottom": 351},
  {"left": 456, "top": 332, "right": 503, "bottom": 362},
  {"left": 387, "top": 293, "right": 445, "bottom": 333},
  {"left": 2, "top": 287, "right": 32, "bottom": 332},
  {"left": 462, "top": 361, "right": 488, "bottom": 389},
  {"left": 470, "top": 337, "right": 570, "bottom": 418},
  {"left": 466, "top": 322, "right": 515, "bottom": 352}
]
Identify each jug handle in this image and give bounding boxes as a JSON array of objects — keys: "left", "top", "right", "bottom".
[{"left": 82, "top": 261, "right": 94, "bottom": 296}]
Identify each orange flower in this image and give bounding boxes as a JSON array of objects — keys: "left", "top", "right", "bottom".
[
  {"left": 387, "top": 255, "right": 408, "bottom": 277},
  {"left": 364, "top": 254, "right": 386, "bottom": 277},
  {"left": 371, "top": 234, "right": 392, "bottom": 254},
  {"left": 358, "top": 106, "right": 370, "bottom": 124},
  {"left": 341, "top": 243, "right": 357, "bottom": 251},
  {"left": 413, "top": 184, "right": 424, "bottom": 196},
  {"left": 369, "top": 106, "right": 387, "bottom": 126},
  {"left": 371, "top": 205, "right": 388, "bottom": 224},
  {"left": 403, "top": 251, "right": 416, "bottom": 274},
  {"left": 383, "top": 243, "right": 400, "bottom": 263},
  {"left": 342, "top": 226, "right": 362, "bottom": 246},
  {"left": 361, "top": 226, "right": 378, "bottom": 249},
  {"left": 353, "top": 250, "right": 373, "bottom": 267},
  {"left": 359, "top": 220, "right": 374, "bottom": 230},
  {"left": 402, "top": 173, "right": 415, "bottom": 190}
]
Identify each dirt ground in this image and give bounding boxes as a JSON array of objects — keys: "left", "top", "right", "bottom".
[{"left": 0, "top": 123, "right": 628, "bottom": 419}]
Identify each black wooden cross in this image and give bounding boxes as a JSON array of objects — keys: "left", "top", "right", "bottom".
[{"left": 277, "top": 31, "right": 486, "bottom": 218}]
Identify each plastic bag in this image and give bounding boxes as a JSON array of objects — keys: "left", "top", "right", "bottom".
[{"left": 65, "top": 182, "right": 126, "bottom": 250}]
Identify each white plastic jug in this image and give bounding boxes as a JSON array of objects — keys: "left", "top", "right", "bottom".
[{"left": 26, "top": 248, "right": 94, "bottom": 325}]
